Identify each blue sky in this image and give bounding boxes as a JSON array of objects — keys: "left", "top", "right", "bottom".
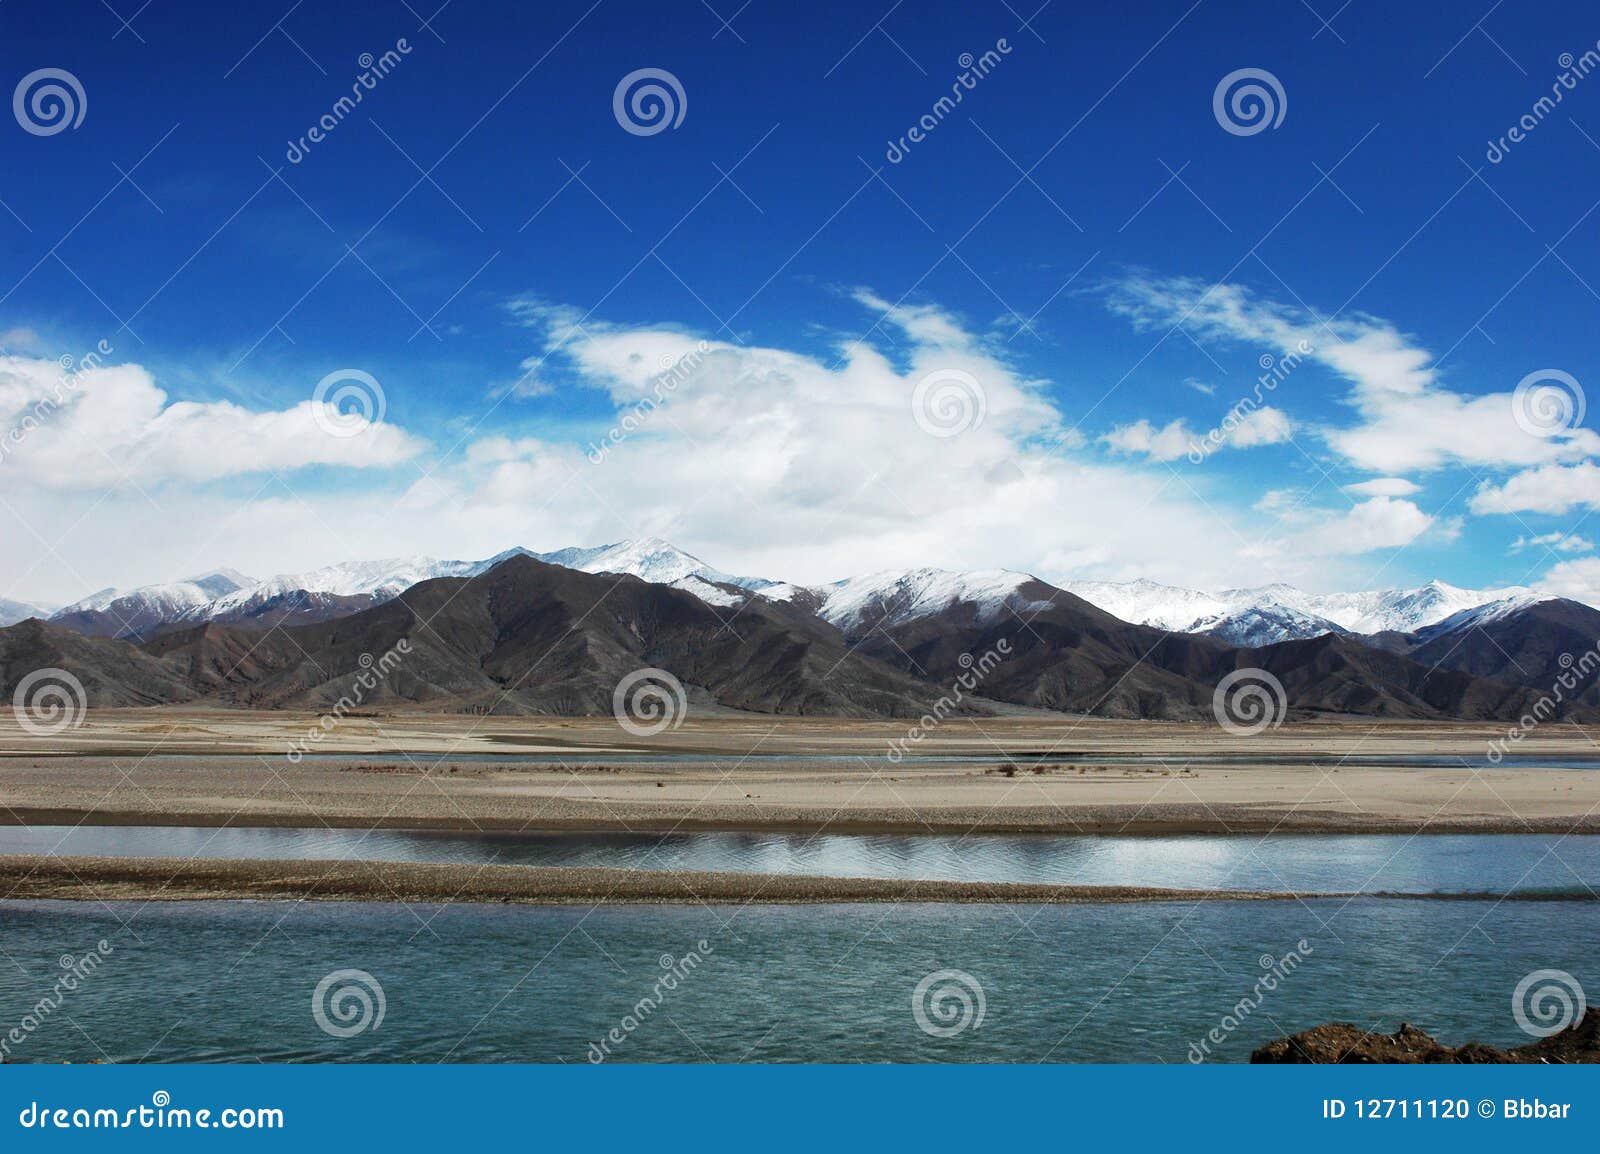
[{"left": 2, "top": 0, "right": 1599, "bottom": 604}]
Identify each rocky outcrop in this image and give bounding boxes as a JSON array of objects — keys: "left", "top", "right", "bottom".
[{"left": 1251, "top": 1009, "right": 1600, "bottom": 1063}]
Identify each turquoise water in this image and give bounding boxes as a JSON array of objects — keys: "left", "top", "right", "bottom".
[
  {"left": 0, "top": 898, "right": 1594, "bottom": 1063},
  {"left": 4, "top": 826, "right": 1600, "bottom": 893}
]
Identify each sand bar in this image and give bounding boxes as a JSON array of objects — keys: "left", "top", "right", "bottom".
[
  {"left": 3, "top": 855, "right": 1592, "bottom": 906},
  {"left": 4, "top": 712, "right": 1600, "bottom": 835}
]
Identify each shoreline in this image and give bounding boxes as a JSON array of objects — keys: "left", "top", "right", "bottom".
[
  {"left": 2, "top": 855, "right": 1595, "bottom": 906},
  {"left": 6, "top": 714, "right": 1600, "bottom": 837},
  {"left": 6, "top": 805, "right": 1600, "bottom": 836}
]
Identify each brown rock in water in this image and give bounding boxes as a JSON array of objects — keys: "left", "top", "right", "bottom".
[{"left": 1252, "top": 1008, "right": 1600, "bottom": 1063}]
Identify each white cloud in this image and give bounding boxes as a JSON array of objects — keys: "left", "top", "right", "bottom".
[
  {"left": 1102, "top": 418, "right": 1194, "bottom": 462},
  {"left": 1344, "top": 477, "right": 1420, "bottom": 497},
  {"left": 1470, "top": 462, "right": 1600, "bottom": 515},
  {"left": 2, "top": 297, "right": 1446, "bottom": 603},
  {"left": 1103, "top": 273, "right": 1600, "bottom": 474},
  {"left": 1512, "top": 531, "right": 1594, "bottom": 554},
  {"left": 0, "top": 354, "right": 425, "bottom": 490},
  {"left": 1542, "top": 557, "right": 1600, "bottom": 605},
  {"left": 1287, "top": 496, "right": 1433, "bottom": 557},
  {"left": 1103, "top": 406, "right": 1291, "bottom": 462}
]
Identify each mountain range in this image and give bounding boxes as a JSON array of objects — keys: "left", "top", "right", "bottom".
[
  {"left": 2, "top": 538, "right": 1598, "bottom": 724},
  {"left": 26, "top": 537, "right": 1569, "bottom": 647}
]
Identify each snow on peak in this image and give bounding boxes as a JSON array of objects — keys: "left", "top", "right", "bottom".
[
  {"left": 1061, "top": 576, "right": 1546, "bottom": 641},
  {"left": 205, "top": 556, "right": 474, "bottom": 613},
  {"left": 807, "top": 567, "right": 1049, "bottom": 631},
  {"left": 531, "top": 538, "right": 777, "bottom": 596}
]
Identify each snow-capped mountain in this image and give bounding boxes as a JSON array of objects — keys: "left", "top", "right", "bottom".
[
  {"left": 202, "top": 557, "right": 478, "bottom": 617},
  {"left": 786, "top": 568, "right": 1057, "bottom": 633},
  {"left": 49, "top": 569, "right": 256, "bottom": 638},
  {"left": 42, "top": 539, "right": 777, "bottom": 637},
  {"left": 1057, "top": 578, "right": 1232, "bottom": 633},
  {"left": 533, "top": 538, "right": 777, "bottom": 607},
  {"left": 1059, "top": 576, "right": 1542, "bottom": 643},
  {"left": 1196, "top": 604, "right": 1351, "bottom": 648},
  {"left": 37, "top": 536, "right": 1563, "bottom": 648},
  {"left": 0, "top": 596, "right": 56, "bottom": 627},
  {"left": 1283, "top": 580, "right": 1540, "bottom": 635}
]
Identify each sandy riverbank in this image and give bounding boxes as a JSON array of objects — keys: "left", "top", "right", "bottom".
[
  {"left": 0, "top": 854, "right": 1331, "bottom": 905},
  {"left": 3, "top": 711, "right": 1598, "bottom": 835}
]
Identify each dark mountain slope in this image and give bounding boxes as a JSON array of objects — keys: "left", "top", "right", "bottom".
[
  {"left": 852, "top": 580, "right": 1597, "bottom": 722},
  {"left": 1408, "top": 599, "right": 1600, "bottom": 697},
  {"left": 0, "top": 619, "right": 198, "bottom": 707},
  {"left": 137, "top": 555, "right": 963, "bottom": 718}
]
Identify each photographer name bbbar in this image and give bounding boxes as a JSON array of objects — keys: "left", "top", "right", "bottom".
[{"left": 1321, "top": 1098, "right": 1572, "bottom": 1120}]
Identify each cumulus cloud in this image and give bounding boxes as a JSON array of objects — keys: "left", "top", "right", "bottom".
[
  {"left": 0, "top": 354, "right": 425, "bottom": 490},
  {"left": 1280, "top": 496, "right": 1433, "bottom": 557},
  {"left": 1102, "top": 418, "right": 1194, "bottom": 462},
  {"left": 1542, "top": 557, "right": 1600, "bottom": 606},
  {"left": 1470, "top": 462, "right": 1600, "bottom": 515},
  {"left": 0, "top": 294, "right": 1474, "bottom": 603},
  {"left": 1344, "top": 477, "right": 1420, "bottom": 497},
  {"left": 1103, "top": 272, "right": 1600, "bottom": 474},
  {"left": 1104, "top": 406, "right": 1291, "bottom": 462},
  {"left": 1512, "top": 531, "right": 1593, "bottom": 554}
]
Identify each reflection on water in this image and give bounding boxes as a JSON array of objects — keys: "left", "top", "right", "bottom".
[
  {"left": 0, "top": 898, "right": 1594, "bottom": 1062},
  {"left": 4, "top": 824, "right": 1599, "bottom": 894}
]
